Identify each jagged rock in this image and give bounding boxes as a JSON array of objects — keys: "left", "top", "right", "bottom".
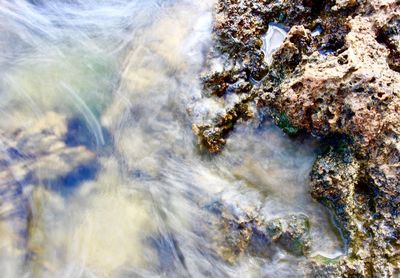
[{"left": 195, "top": 0, "right": 400, "bottom": 276}]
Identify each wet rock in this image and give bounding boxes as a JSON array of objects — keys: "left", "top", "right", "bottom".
[
  {"left": 310, "top": 149, "right": 399, "bottom": 277},
  {"left": 266, "top": 214, "right": 311, "bottom": 257},
  {"left": 193, "top": 101, "right": 254, "bottom": 153},
  {"left": 196, "top": 0, "right": 400, "bottom": 276},
  {"left": 211, "top": 201, "right": 311, "bottom": 263}
]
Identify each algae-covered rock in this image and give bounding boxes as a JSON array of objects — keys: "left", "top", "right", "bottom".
[{"left": 271, "top": 111, "right": 301, "bottom": 137}]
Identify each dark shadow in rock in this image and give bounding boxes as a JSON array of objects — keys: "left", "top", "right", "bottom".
[{"left": 354, "top": 178, "right": 377, "bottom": 214}]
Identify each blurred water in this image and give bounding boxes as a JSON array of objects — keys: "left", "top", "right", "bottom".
[{"left": 0, "top": 1, "right": 343, "bottom": 277}]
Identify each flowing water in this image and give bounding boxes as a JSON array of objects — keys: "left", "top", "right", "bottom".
[{"left": 0, "top": 1, "right": 343, "bottom": 277}]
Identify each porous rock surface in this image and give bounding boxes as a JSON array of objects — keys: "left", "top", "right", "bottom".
[{"left": 194, "top": 0, "right": 400, "bottom": 276}]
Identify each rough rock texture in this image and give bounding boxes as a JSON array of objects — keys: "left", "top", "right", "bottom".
[
  {"left": 309, "top": 148, "right": 400, "bottom": 277},
  {"left": 208, "top": 201, "right": 311, "bottom": 263},
  {"left": 266, "top": 214, "right": 311, "bottom": 257},
  {"left": 195, "top": 0, "right": 400, "bottom": 276}
]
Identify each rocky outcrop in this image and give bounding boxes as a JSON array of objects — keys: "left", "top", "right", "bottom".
[
  {"left": 310, "top": 149, "right": 399, "bottom": 277},
  {"left": 195, "top": 0, "right": 400, "bottom": 276}
]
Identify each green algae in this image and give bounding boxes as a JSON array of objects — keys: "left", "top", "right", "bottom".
[
  {"left": 312, "top": 254, "right": 341, "bottom": 265},
  {"left": 272, "top": 112, "right": 301, "bottom": 136}
]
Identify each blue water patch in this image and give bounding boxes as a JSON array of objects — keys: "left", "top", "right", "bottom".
[
  {"left": 65, "top": 117, "right": 112, "bottom": 154},
  {"left": 46, "top": 160, "right": 100, "bottom": 196},
  {"left": 204, "top": 200, "right": 223, "bottom": 216},
  {"left": 60, "top": 161, "right": 99, "bottom": 188}
]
